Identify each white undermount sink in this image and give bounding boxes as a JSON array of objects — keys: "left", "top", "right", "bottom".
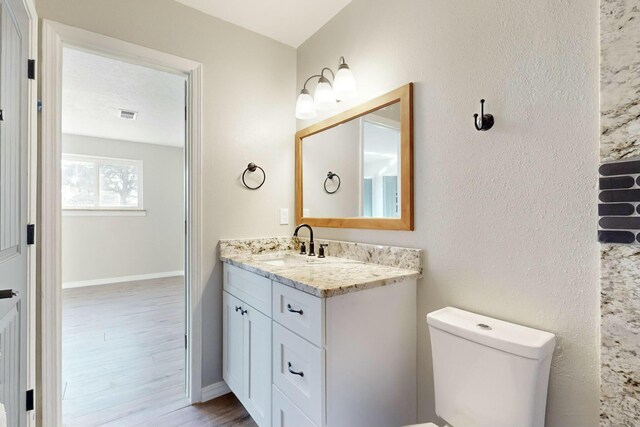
[{"left": 261, "top": 255, "right": 316, "bottom": 267}]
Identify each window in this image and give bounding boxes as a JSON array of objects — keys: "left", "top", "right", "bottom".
[{"left": 62, "top": 154, "right": 143, "bottom": 210}]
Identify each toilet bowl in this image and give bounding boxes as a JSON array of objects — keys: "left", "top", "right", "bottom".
[{"left": 407, "top": 307, "right": 556, "bottom": 427}]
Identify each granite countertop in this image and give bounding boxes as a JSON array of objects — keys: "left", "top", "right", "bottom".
[{"left": 220, "top": 249, "right": 421, "bottom": 298}]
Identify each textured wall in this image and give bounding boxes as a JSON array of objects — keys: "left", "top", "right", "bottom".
[
  {"left": 297, "top": 0, "right": 600, "bottom": 425},
  {"left": 61, "top": 135, "right": 184, "bottom": 284},
  {"left": 35, "top": 0, "right": 297, "bottom": 388},
  {"left": 600, "top": 0, "right": 640, "bottom": 425}
]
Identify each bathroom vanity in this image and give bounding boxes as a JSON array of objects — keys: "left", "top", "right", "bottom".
[{"left": 220, "top": 237, "right": 422, "bottom": 427}]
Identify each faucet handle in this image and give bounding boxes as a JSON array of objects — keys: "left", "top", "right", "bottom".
[
  {"left": 318, "top": 244, "right": 328, "bottom": 258},
  {"left": 299, "top": 241, "right": 307, "bottom": 255}
]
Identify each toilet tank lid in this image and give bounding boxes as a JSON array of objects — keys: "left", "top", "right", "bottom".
[{"left": 427, "top": 307, "right": 556, "bottom": 360}]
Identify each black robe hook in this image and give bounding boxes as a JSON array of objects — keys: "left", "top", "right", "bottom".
[{"left": 473, "top": 99, "right": 494, "bottom": 131}]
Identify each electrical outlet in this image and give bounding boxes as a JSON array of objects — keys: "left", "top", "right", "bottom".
[{"left": 280, "top": 208, "right": 289, "bottom": 225}]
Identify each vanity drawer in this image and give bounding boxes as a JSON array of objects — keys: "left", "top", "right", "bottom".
[
  {"left": 272, "top": 281, "right": 324, "bottom": 346},
  {"left": 272, "top": 385, "right": 318, "bottom": 427},
  {"left": 223, "top": 263, "right": 272, "bottom": 316},
  {"left": 273, "top": 323, "right": 324, "bottom": 426}
]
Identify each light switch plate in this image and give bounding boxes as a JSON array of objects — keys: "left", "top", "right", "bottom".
[{"left": 280, "top": 208, "right": 289, "bottom": 225}]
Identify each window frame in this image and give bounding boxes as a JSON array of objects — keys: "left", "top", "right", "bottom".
[{"left": 61, "top": 153, "right": 144, "bottom": 211}]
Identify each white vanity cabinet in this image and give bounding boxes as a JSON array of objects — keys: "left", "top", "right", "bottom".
[
  {"left": 223, "top": 262, "right": 418, "bottom": 427},
  {"left": 222, "top": 266, "right": 272, "bottom": 427}
]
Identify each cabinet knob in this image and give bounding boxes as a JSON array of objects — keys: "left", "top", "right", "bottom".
[
  {"left": 241, "top": 308, "right": 248, "bottom": 315},
  {"left": 235, "top": 306, "right": 242, "bottom": 312},
  {"left": 287, "top": 362, "right": 304, "bottom": 377}
]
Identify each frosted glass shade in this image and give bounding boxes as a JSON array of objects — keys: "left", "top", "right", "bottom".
[
  {"left": 334, "top": 65, "right": 357, "bottom": 101},
  {"left": 295, "top": 90, "right": 317, "bottom": 119},
  {"left": 314, "top": 79, "right": 337, "bottom": 111}
]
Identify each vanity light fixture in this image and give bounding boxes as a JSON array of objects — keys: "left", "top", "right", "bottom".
[
  {"left": 333, "top": 57, "right": 357, "bottom": 101},
  {"left": 295, "top": 56, "right": 357, "bottom": 119},
  {"left": 314, "top": 74, "right": 337, "bottom": 111}
]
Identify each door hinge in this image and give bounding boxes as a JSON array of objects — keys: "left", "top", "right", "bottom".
[
  {"left": 184, "top": 334, "right": 187, "bottom": 349},
  {"left": 26, "top": 389, "right": 34, "bottom": 411},
  {"left": 27, "top": 224, "right": 35, "bottom": 245},
  {"left": 27, "top": 59, "right": 35, "bottom": 80}
]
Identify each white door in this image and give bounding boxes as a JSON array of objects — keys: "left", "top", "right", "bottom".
[
  {"left": 0, "top": 0, "right": 30, "bottom": 425},
  {"left": 222, "top": 291, "right": 244, "bottom": 395},
  {"left": 243, "top": 306, "right": 271, "bottom": 427}
]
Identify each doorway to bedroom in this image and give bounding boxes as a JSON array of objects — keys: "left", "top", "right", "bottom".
[{"left": 59, "top": 46, "right": 187, "bottom": 426}]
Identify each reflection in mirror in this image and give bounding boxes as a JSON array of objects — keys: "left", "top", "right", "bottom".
[{"left": 302, "top": 102, "right": 401, "bottom": 218}]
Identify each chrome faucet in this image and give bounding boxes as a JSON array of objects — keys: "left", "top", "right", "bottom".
[{"left": 293, "top": 224, "right": 315, "bottom": 256}]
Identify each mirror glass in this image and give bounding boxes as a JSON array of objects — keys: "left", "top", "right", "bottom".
[{"left": 301, "top": 102, "right": 401, "bottom": 218}]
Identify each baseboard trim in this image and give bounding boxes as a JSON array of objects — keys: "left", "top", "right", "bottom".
[
  {"left": 62, "top": 271, "right": 184, "bottom": 289},
  {"left": 201, "top": 381, "right": 231, "bottom": 402}
]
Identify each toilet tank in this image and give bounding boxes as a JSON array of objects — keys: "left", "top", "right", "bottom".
[{"left": 427, "top": 307, "right": 556, "bottom": 427}]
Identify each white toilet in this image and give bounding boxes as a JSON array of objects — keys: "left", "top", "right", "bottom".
[{"left": 409, "top": 307, "right": 556, "bottom": 427}]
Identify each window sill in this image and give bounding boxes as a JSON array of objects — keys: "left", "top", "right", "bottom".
[{"left": 62, "top": 209, "right": 147, "bottom": 217}]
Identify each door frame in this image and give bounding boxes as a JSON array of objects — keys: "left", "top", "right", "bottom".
[{"left": 39, "top": 20, "right": 204, "bottom": 425}]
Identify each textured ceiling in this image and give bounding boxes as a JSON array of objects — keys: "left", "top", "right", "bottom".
[
  {"left": 173, "top": 0, "right": 352, "bottom": 47},
  {"left": 62, "top": 47, "right": 187, "bottom": 147}
]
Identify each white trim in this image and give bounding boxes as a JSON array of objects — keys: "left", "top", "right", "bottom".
[
  {"left": 62, "top": 209, "right": 147, "bottom": 217},
  {"left": 186, "top": 60, "right": 204, "bottom": 404},
  {"left": 62, "top": 271, "right": 184, "bottom": 289},
  {"left": 40, "top": 20, "right": 64, "bottom": 427},
  {"left": 201, "top": 381, "right": 231, "bottom": 402},
  {"left": 40, "top": 20, "right": 205, "bottom": 426}
]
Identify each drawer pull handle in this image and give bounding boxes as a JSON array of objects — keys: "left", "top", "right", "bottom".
[
  {"left": 235, "top": 306, "right": 242, "bottom": 313},
  {"left": 287, "top": 304, "right": 303, "bottom": 315},
  {"left": 241, "top": 309, "right": 248, "bottom": 315},
  {"left": 287, "top": 362, "right": 304, "bottom": 377}
]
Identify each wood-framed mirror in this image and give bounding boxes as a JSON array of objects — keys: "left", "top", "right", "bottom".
[{"left": 295, "top": 83, "right": 413, "bottom": 230}]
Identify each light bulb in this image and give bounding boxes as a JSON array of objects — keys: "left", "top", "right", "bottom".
[
  {"left": 333, "top": 63, "right": 357, "bottom": 101},
  {"left": 295, "top": 89, "right": 317, "bottom": 119},
  {"left": 314, "top": 76, "right": 337, "bottom": 111}
]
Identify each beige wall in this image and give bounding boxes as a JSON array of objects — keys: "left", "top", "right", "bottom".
[
  {"left": 36, "top": 0, "right": 297, "bottom": 387},
  {"left": 297, "top": 1, "right": 600, "bottom": 426},
  {"left": 61, "top": 134, "right": 184, "bottom": 285}
]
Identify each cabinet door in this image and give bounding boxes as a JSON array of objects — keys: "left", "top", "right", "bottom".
[
  {"left": 243, "top": 306, "right": 272, "bottom": 426},
  {"left": 223, "top": 291, "right": 244, "bottom": 395}
]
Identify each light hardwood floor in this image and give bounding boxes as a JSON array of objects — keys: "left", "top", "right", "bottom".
[{"left": 62, "top": 276, "right": 256, "bottom": 427}]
